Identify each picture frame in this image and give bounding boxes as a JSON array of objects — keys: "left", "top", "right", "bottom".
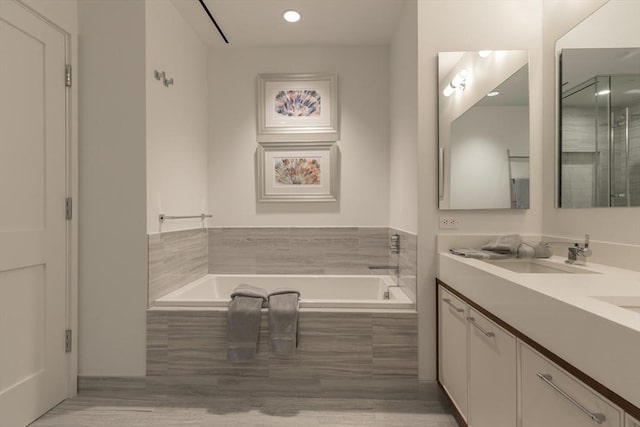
[
  {"left": 257, "top": 73, "right": 339, "bottom": 142},
  {"left": 256, "top": 142, "right": 338, "bottom": 202}
]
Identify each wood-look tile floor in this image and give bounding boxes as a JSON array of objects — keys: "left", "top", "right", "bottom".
[{"left": 30, "top": 391, "right": 458, "bottom": 427}]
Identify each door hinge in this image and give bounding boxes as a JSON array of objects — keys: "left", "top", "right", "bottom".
[
  {"left": 65, "top": 197, "right": 72, "bottom": 220},
  {"left": 65, "top": 329, "right": 72, "bottom": 353},
  {"left": 65, "top": 64, "right": 72, "bottom": 87}
]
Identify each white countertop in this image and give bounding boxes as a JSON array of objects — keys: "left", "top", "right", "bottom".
[{"left": 438, "top": 252, "right": 640, "bottom": 407}]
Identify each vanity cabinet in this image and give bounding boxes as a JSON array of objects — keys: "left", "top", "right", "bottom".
[
  {"left": 626, "top": 415, "right": 640, "bottom": 427},
  {"left": 467, "top": 308, "right": 517, "bottom": 427},
  {"left": 520, "top": 343, "right": 623, "bottom": 427},
  {"left": 438, "top": 287, "right": 469, "bottom": 420}
]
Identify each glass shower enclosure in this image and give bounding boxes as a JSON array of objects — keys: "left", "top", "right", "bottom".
[{"left": 560, "top": 74, "right": 640, "bottom": 207}]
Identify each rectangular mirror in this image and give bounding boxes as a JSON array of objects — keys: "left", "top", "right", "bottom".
[
  {"left": 438, "top": 50, "right": 530, "bottom": 210},
  {"left": 556, "top": 1, "right": 640, "bottom": 208}
]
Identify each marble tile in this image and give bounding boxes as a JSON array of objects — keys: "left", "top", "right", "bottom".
[
  {"left": 148, "top": 228, "right": 208, "bottom": 305},
  {"left": 146, "top": 309, "right": 418, "bottom": 398},
  {"left": 208, "top": 227, "right": 392, "bottom": 275},
  {"left": 391, "top": 228, "right": 417, "bottom": 303}
]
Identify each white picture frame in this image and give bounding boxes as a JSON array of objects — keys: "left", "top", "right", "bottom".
[
  {"left": 256, "top": 142, "right": 338, "bottom": 202},
  {"left": 257, "top": 73, "right": 339, "bottom": 142}
]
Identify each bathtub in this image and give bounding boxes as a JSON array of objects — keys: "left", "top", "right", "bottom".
[{"left": 154, "top": 274, "right": 414, "bottom": 309}]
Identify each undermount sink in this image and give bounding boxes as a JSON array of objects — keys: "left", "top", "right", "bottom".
[
  {"left": 592, "top": 296, "right": 640, "bottom": 314},
  {"left": 483, "top": 258, "right": 601, "bottom": 274}
]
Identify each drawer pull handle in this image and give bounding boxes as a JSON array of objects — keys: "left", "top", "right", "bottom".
[
  {"left": 442, "top": 298, "right": 464, "bottom": 313},
  {"left": 466, "top": 317, "right": 495, "bottom": 337},
  {"left": 537, "top": 373, "right": 606, "bottom": 424}
]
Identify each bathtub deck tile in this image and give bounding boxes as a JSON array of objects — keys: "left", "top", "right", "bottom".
[
  {"left": 148, "top": 228, "right": 208, "bottom": 305},
  {"left": 147, "top": 311, "right": 169, "bottom": 376}
]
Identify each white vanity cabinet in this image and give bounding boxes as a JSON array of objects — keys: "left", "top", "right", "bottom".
[
  {"left": 520, "top": 343, "right": 623, "bottom": 427},
  {"left": 438, "top": 287, "right": 469, "bottom": 420},
  {"left": 467, "top": 308, "right": 517, "bottom": 427},
  {"left": 626, "top": 415, "right": 640, "bottom": 427}
]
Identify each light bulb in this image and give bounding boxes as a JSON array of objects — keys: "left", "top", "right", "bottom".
[
  {"left": 443, "top": 85, "right": 455, "bottom": 97},
  {"left": 283, "top": 10, "right": 301, "bottom": 23}
]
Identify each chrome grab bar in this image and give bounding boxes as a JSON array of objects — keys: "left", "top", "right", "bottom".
[
  {"left": 442, "top": 298, "right": 464, "bottom": 313},
  {"left": 536, "top": 373, "right": 606, "bottom": 424},
  {"left": 466, "top": 317, "right": 495, "bottom": 337},
  {"left": 159, "top": 213, "right": 212, "bottom": 223}
]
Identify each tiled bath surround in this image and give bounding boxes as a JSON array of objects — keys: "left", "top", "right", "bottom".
[
  {"left": 149, "top": 227, "right": 418, "bottom": 304},
  {"left": 146, "top": 309, "right": 418, "bottom": 398},
  {"left": 146, "top": 226, "right": 419, "bottom": 397},
  {"left": 208, "top": 227, "right": 390, "bottom": 275},
  {"left": 148, "top": 228, "right": 208, "bottom": 305},
  {"left": 392, "top": 228, "right": 417, "bottom": 303}
]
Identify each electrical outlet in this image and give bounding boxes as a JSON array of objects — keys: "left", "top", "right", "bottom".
[{"left": 439, "top": 216, "right": 460, "bottom": 229}]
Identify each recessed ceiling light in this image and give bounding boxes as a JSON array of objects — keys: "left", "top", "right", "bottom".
[
  {"left": 478, "top": 50, "right": 492, "bottom": 58},
  {"left": 283, "top": 10, "right": 301, "bottom": 23},
  {"left": 487, "top": 91, "right": 500, "bottom": 97}
]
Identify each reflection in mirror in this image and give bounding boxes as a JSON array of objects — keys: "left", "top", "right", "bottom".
[
  {"left": 438, "top": 50, "right": 530, "bottom": 210},
  {"left": 560, "top": 48, "right": 640, "bottom": 207},
  {"left": 556, "top": 0, "right": 640, "bottom": 208}
]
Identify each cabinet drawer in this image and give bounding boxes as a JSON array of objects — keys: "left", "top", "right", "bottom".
[
  {"left": 521, "top": 343, "right": 623, "bottom": 427},
  {"left": 438, "top": 287, "right": 468, "bottom": 420},
  {"left": 468, "top": 309, "right": 517, "bottom": 427}
]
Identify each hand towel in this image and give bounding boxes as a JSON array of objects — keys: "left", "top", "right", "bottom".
[
  {"left": 450, "top": 248, "right": 515, "bottom": 260},
  {"left": 267, "top": 288, "right": 300, "bottom": 353},
  {"left": 481, "top": 234, "right": 522, "bottom": 254},
  {"left": 227, "top": 284, "right": 267, "bottom": 362}
]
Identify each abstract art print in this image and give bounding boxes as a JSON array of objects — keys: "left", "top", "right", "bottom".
[
  {"left": 274, "top": 90, "right": 321, "bottom": 117},
  {"left": 257, "top": 73, "right": 338, "bottom": 142},
  {"left": 274, "top": 158, "right": 321, "bottom": 185},
  {"left": 256, "top": 143, "right": 338, "bottom": 202}
]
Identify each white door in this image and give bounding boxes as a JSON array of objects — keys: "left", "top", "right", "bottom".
[{"left": 0, "top": 1, "right": 68, "bottom": 426}]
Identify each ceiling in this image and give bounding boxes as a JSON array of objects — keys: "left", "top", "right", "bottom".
[{"left": 171, "top": 0, "right": 406, "bottom": 48}]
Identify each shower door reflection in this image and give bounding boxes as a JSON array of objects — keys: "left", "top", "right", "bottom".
[{"left": 560, "top": 72, "right": 640, "bottom": 207}]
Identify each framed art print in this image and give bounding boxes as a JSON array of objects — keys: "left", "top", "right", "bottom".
[
  {"left": 256, "top": 142, "right": 338, "bottom": 202},
  {"left": 257, "top": 73, "right": 339, "bottom": 142}
]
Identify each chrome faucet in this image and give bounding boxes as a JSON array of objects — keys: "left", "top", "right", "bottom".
[{"left": 566, "top": 234, "right": 592, "bottom": 265}]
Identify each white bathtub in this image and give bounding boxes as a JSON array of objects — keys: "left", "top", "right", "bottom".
[{"left": 154, "top": 274, "right": 414, "bottom": 309}]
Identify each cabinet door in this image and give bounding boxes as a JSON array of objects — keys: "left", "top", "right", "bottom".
[
  {"left": 627, "top": 414, "right": 640, "bottom": 427},
  {"left": 438, "top": 287, "right": 468, "bottom": 420},
  {"left": 521, "top": 343, "right": 623, "bottom": 427},
  {"left": 468, "top": 309, "right": 517, "bottom": 427}
]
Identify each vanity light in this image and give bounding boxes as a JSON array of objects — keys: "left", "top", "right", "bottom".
[
  {"left": 596, "top": 89, "right": 611, "bottom": 96},
  {"left": 283, "top": 9, "right": 301, "bottom": 23},
  {"left": 487, "top": 91, "right": 500, "bottom": 97},
  {"left": 443, "top": 69, "right": 469, "bottom": 96},
  {"left": 478, "top": 50, "right": 493, "bottom": 58}
]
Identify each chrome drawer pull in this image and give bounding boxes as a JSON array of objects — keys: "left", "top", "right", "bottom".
[
  {"left": 537, "top": 373, "right": 606, "bottom": 424},
  {"left": 466, "top": 317, "right": 495, "bottom": 337},
  {"left": 442, "top": 298, "right": 464, "bottom": 313}
]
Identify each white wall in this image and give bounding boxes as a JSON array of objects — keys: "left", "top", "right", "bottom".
[
  {"left": 208, "top": 46, "right": 390, "bottom": 227},
  {"left": 543, "top": 0, "right": 640, "bottom": 245},
  {"left": 146, "top": 0, "right": 209, "bottom": 234},
  {"left": 389, "top": 1, "right": 418, "bottom": 234},
  {"left": 450, "top": 106, "right": 529, "bottom": 209},
  {"left": 417, "top": 0, "right": 543, "bottom": 381},
  {"left": 78, "top": 0, "right": 147, "bottom": 376}
]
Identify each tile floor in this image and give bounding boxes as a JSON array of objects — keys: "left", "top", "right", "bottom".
[{"left": 30, "top": 389, "right": 458, "bottom": 427}]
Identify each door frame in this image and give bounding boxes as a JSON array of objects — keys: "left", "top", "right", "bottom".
[{"left": 15, "top": 0, "right": 79, "bottom": 398}]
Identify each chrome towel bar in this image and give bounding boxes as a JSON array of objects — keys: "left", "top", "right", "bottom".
[{"left": 158, "top": 213, "right": 212, "bottom": 223}]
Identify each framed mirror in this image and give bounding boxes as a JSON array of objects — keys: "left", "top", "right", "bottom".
[
  {"left": 438, "top": 50, "right": 530, "bottom": 210},
  {"left": 556, "top": 1, "right": 640, "bottom": 208}
]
